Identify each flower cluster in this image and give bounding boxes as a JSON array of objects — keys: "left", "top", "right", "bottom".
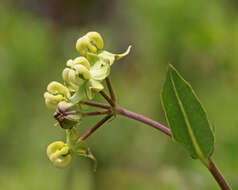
[{"left": 44, "top": 32, "right": 131, "bottom": 168}]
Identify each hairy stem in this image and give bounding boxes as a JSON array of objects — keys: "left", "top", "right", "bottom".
[
  {"left": 106, "top": 77, "right": 116, "bottom": 102},
  {"left": 80, "top": 100, "right": 110, "bottom": 109},
  {"left": 77, "top": 114, "right": 112, "bottom": 142},
  {"left": 116, "top": 107, "right": 231, "bottom": 190},
  {"left": 99, "top": 91, "right": 115, "bottom": 107},
  {"left": 83, "top": 110, "right": 112, "bottom": 116}
]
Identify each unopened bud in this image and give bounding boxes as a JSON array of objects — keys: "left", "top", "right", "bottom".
[{"left": 54, "top": 101, "right": 81, "bottom": 129}]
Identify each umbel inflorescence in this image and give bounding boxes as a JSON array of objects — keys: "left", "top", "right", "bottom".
[
  {"left": 42, "top": 32, "right": 232, "bottom": 190},
  {"left": 44, "top": 32, "right": 131, "bottom": 168}
]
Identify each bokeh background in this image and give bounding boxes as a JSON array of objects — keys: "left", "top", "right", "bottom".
[{"left": 0, "top": 0, "right": 237, "bottom": 189}]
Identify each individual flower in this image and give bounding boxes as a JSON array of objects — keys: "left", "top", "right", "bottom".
[
  {"left": 62, "top": 56, "right": 104, "bottom": 100},
  {"left": 62, "top": 57, "right": 91, "bottom": 91},
  {"left": 47, "top": 141, "right": 72, "bottom": 168},
  {"left": 76, "top": 32, "right": 104, "bottom": 59},
  {"left": 44, "top": 81, "right": 71, "bottom": 109}
]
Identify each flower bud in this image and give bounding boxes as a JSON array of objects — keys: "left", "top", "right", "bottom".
[
  {"left": 47, "top": 141, "right": 72, "bottom": 169},
  {"left": 54, "top": 101, "right": 81, "bottom": 129},
  {"left": 44, "top": 81, "right": 71, "bottom": 110}
]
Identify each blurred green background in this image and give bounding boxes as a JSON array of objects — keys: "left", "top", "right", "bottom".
[{"left": 0, "top": 0, "right": 237, "bottom": 189}]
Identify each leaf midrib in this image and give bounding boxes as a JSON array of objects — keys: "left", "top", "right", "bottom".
[{"left": 169, "top": 72, "right": 209, "bottom": 167}]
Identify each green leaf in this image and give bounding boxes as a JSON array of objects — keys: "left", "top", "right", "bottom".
[{"left": 161, "top": 64, "right": 214, "bottom": 167}]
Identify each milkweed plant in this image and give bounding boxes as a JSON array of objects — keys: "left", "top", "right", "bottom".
[{"left": 43, "top": 32, "right": 232, "bottom": 190}]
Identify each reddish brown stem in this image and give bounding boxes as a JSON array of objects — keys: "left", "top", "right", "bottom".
[
  {"left": 106, "top": 77, "right": 116, "bottom": 102},
  {"left": 77, "top": 115, "right": 113, "bottom": 142},
  {"left": 99, "top": 91, "right": 115, "bottom": 107},
  {"left": 116, "top": 107, "right": 231, "bottom": 190},
  {"left": 208, "top": 159, "right": 232, "bottom": 190},
  {"left": 83, "top": 110, "right": 111, "bottom": 116},
  {"left": 116, "top": 107, "right": 172, "bottom": 137},
  {"left": 80, "top": 100, "right": 110, "bottom": 109}
]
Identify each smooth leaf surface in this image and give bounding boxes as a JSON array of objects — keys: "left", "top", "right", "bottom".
[{"left": 161, "top": 65, "right": 214, "bottom": 166}]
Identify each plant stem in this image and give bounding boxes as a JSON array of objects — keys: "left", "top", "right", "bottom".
[
  {"left": 80, "top": 100, "right": 110, "bottom": 109},
  {"left": 100, "top": 91, "right": 115, "bottom": 107},
  {"left": 116, "top": 107, "right": 172, "bottom": 137},
  {"left": 106, "top": 77, "right": 116, "bottom": 102},
  {"left": 77, "top": 114, "right": 113, "bottom": 142},
  {"left": 83, "top": 110, "right": 112, "bottom": 116},
  {"left": 80, "top": 79, "right": 231, "bottom": 189},
  {"left": 208, "top": 159, "right": 232, "bottom": 190},
  {"left": 116, "top": 107, "right": 231, "bottom": 190}
]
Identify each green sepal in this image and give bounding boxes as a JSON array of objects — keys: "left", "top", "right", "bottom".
[
  {"left": 85, "top": 79, "right": 104, "bottom": 100},
  {"left": 73, "top": 141, "right": 98, "bottom": 171},
  {"left": 161, "top": 64, "right": 214, "bottom": 167},
  {"left": 90, "top": 59, "right": 110, "bottom": 81},
  {"left": 69, "top": 84, "right": 86, "bottom": 104},
  {"left": 66, "top": 128, "right": 98, "bottom": 171},
  {"left": 98, "top": 45, "right": 131, "bottom": 66},
  {"left": 59, "top": 115, "right": 80, "bottom": 129},
  {"left": 86, "top": 52, "right": 100, "bottom": 63},
  {"left": 66, "top": 127, "right": 79, "bottom": 148},
  {"left": 115, "top": 45, "right": 132, "bottom": 61}
]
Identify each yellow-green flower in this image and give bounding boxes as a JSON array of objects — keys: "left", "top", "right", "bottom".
[
  {"left": 47, "top": 141, "right": 72, "bottom": 169},
  {"left": 61, "top": 32, "right": 131, "bottom": 101},
  {"left": 44, "top": 81, "right": 70, "bottom": 109},
  {"left": 76, "top": 32, "right": 104, "bottom": 58}
]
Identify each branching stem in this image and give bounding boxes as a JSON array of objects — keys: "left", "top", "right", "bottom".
[
  {"left": 77, "top": 114, "right": 113, "bottom": 142},
  {"left": 83, "top": 110, "right": 111, "bottom": 116},
  {"left": 116, "top": 107, "right": 172, "bottom": 137},
  {"left": 78, "top": 79, "right": 232, "bottom": 190},
  {"left": 106, "top": 77, "right": 116, "bottom": 102},
  {"left": 99, "top": 91, "right": 115, "bottom": 107},
  {"left": 80, "top": 100, "right": 110, "bottom": 109},
  {"left": 116, "top": 107, "right": 231, "bottom": 190}
]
